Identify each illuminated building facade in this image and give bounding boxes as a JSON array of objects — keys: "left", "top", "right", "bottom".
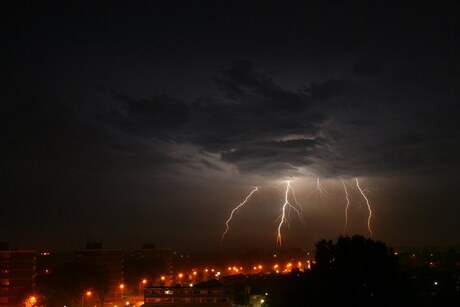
[
  {"left": 0, "top": 244, "right": 35, "bottom": 307},
  {"left": 144, "top": 280, "right": 231, "bottom": 306}
]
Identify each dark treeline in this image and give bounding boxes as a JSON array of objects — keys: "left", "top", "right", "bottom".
[{"left": 261, "top": 235, "right": 459, "bottom": 306}]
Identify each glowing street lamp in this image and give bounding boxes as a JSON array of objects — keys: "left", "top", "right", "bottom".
[
  {"left": 81, "top": 291, "right": 91, "bottom": 307},
  {"left": 119, "top": 284, "right": 125, "bottom": 299},
  {"left": 139, "top": 279, "right": 148, "bottom": 295},
  {"left": 25, "top": 295, "right": 37, "bottom": 307}
]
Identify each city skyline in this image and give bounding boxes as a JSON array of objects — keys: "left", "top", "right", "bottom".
[{"left": 2, "top": 2, "right": 459, "bottom": 251}]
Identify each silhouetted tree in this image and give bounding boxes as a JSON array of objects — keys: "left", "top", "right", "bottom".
[
  {"left": 311, "top": 235, "right": 411, "bottom": 306},
  {"left": 265, "top": 235, "right": 415, "bottom": 306}
]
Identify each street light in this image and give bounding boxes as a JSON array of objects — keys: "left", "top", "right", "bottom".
[
  {"left": 139, "top": 279, "right": 147, "bottom": 296},
  {"left": 81, "top": 291, "right": 91, "bottom": 307},
  {"left": 25, "top": 296, "right": 37, "bottom": 307},
  {"left": 119, "top": 284, "right": 125, "bottom": 299}
]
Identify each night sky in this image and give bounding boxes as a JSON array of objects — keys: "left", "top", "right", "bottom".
[{"left": 2, "top": 1, "right": 460, "bottom": 251}]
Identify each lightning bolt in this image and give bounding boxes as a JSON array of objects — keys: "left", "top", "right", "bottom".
[
  {"left": 341, "top": 179, "right": 350, "bottom": 234},
  {"left": 316, "top": 177, "right": 328, "bottom": 205},
  {"left": 354, "top": 178, "right": 373, "bottom": 237},
  {"left": 221, "top": 187, "right": 258, "bottom": 242},
  {"left": 276, "top": 181, "right": 303, "bottom": 246}
]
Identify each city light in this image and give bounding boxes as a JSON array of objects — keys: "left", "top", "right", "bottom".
[{"left": 81, "top": 291, "right": 91, "bottom": 307}]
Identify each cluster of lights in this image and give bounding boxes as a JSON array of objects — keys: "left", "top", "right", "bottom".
[
  {"left": 172, "top": 268, "right": 222, "bottom": 282},
  {"left": 227, "top": 266, "right": 243, "bottom": 273},
  {"left": 224, "top": 260, "right": 312, "bottom": 275},
  {"left": 155, "top": 259, "right": 314, "bottom": 287}
]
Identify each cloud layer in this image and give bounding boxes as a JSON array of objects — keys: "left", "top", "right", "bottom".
[
  {"left": 100, "top": 61, "right": 344, "bottom": 178},
  {"left": 98, "top": 60, "right": 460, "bottom": 179}
]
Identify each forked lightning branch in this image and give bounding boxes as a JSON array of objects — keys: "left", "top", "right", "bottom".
[{"left": 221, "top": 178, "right": 374, "bottom": 246}]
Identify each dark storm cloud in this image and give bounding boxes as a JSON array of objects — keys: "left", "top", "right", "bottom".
[
  {"left": 1, "top": 92, "right": 181, "bottom": 177},
  {"left": 200, "top": 159, "right": 224, "bottom": 172},
  {"left": 317, "top": 72, "right": 460, "bottom": 178},
  {"left": 3, "top": 1, "right": 458, "bottom": 181},
  {"left": 4, "top": 57, "right": 459, "bottom": 181},
  {"left": 99, "top": 53, "right": 460, "bottom": 178},
  {"left": 268, "top": 138, "right": 322, "bottom": 149},
  {"left": 352, "top": 60, "right": 384, "bottom": 76},
  {"left": 103, "top": 61, "right": 345, "bottom": 176},
  {"left": 100, "top": 90, "right": 190, "bottom": 139},
  {"left": 302, "top": 80, "right": 348, "bottom": 102},
  {"left": 214, "top": 61, "right": 342, "bottom": 112}
]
